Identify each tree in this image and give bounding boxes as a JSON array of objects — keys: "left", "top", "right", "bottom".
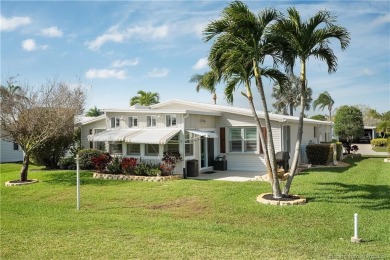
[
  {"left": 130, "top": 90, "right": 160, "bottom": 106},
  {"left": 272, "top": 74, "right": 312, "bottom": 116},
  {"left": 204, "top": 1, "right": 288, "bottom": 198},
  {"left": 0, "top": 79, "right": 85, "bottom": 181},
  {"left": 189, "top": 71, "right": 219, "bottom": 104},
  {"left": 274, "top": 7, "right": 350, "bottom": 195},
  {"left": 334, "top": 105, "right": 364, "bottom": 141},
  {"left": 367, "top": 109, "right": 390, "bottom": 136},
  {"left": 85, "top": 106, "right": 103, "bottom": 117},
  {"left": 313, "top": 91, "right": 334, "bottom": 120},
  {"left": 310, "top": 114, "right": 327, "bottom": 121}
]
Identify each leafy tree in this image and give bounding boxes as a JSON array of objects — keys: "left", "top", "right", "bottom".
[
  {"left": 367, "top": 109, "right": 390, "bottom": 136},
  {"left": 130, "top": 90, "right": 160, "bottom": 106},
  {"left": 310, "top": 114, "right": 327, "bottom": 121},
  {"left": 0, "top": 79, "right": 85, "bottom": 181},
  {"left": 272, "top": 74, "right": 312, "bottom": 116},
  {"left": 334, "top": 105, "right": 364, "bottom": 141},
  {"left": 85, "top": 106, "right": 103, "bottom": 117},
  {"left": 204, "top": 1, "right": 288, "bottom": 198},
  {"left": 189, "top": 71, "right": 219, "bottom": 104},
  {"left": 313, "top": 91, "right": 334, "bottom": 120},
  {"left": 274, "top": 7, "right": 350, "bottom": 195}
]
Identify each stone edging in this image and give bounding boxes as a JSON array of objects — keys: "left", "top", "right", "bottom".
[
  {"left": 93, "top": 172, "right": 182, "bottom": 182},
  {"left": 5, "top": 179, "right": 39, "bottom": 186},
  {"left": 257, "top": 193, "right": 307, "bottom": 206}
]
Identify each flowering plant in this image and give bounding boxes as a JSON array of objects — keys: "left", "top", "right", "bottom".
[
  {"left": 160, "top": 151, "right": 182, "bottom": 175},
  {"left": 121, "top": 157, "right": 138, "bottom": 174},
  {"left": 91, "top": 153, "right": 112, "bottom": 172}
]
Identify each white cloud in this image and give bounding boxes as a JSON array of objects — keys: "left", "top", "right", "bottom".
[
  {"left": 40, "top": 26, "right": 63, "bottom": 37},
  {"left": 86, "top": 24, "right": 169, "bottom": 51},
  {"left": 363, "top": 68, "right": 374, "bottom": 76},
  {"left": 21, "top": 39, "right": 48, "bottom": 51},
  {"left": 0, "top": 15, "right": 31, "bottom": 31},
  {"left": 192, "top": 57, "right": 208, "bottom": 70},
  {"left": 372, "top": 13, "right": 390, "bottom": 26},
  {"left": 147, "top": 68, "right": 169, "bottom": 78},
  {"left": 111, "top": 58, "right": 139, "bottom": 68},
  {"left": 85, "top": 69, "right": 126, "bottom": 79}
]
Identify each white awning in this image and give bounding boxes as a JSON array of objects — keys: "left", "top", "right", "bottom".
[
  {"left": 88, "top": 129, "right": 140, "bottom": 142},
  {"left": 186, "top": 130, "right": 218, "bottom": 138},
  {"left": 125, "top": 129, "right": 181, "bottom": 144}
]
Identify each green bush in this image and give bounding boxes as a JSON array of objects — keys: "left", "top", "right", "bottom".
[
  {"left": 334, "top": 141, "right": 343, "bottom": 161},
  {"left": 306, "top": 144, "right": 333, "bottom": 165},
  {"left": 371, "top": 138, "right": 387, "bottom": 147},
  {"left": 58, "top": 157, "right": 76, "bottom": 170},
  {"left": 107, "top": 157, "right": 122, "bottom": 174},
  {"left": 134, "top": 162, "right": 161, "bottom": 176},
  {"left": 78, "top": 149, "right": 104, "bottom": 170}
]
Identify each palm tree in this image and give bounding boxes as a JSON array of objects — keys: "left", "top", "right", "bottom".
[
  {"left": 272, "top": 74, "right": 312, "bottom": 116},
  {"left": 313, "top": 91, "right": 334, "bottom": 120},
  {"left": 274, "top": 7, "right": 350, "bottom": 195},
  {"left": 85, "top": 106, "right": 103, "bottom": 117},
  {"left": 204, "top": 1, "right": 288, "bottom": 198},
  {"left": 130, "top": 90, "right": 160, "bottom": 106},
  {"left": 368, "top": 109, "right": 390, "bottom": 136},
  {"left": 189, "top": 71, "right": 219, "bottom": 104}
]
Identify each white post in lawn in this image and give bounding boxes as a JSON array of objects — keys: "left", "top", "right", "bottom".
[
  {"left": 76, "top": 154, "right": 80, "bottom": 211},
  {"left": 351, "top": 213, "right": 361, "bottom": 243}
]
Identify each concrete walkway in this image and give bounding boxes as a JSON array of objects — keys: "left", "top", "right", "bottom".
[
  {"left": 189, "top": 170, "right": 266, "bottom": 182},
  {"left": 352, "top": 143, "right": 388, "bottom": 156}
]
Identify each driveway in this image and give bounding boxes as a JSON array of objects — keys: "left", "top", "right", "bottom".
[{"left": 353, "top": 143, "right": 388, "bottom": 156}]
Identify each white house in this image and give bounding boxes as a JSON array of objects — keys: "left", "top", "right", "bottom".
[
  {"left": 77, "top": 99, "right": 333, "bottom": 174},
  {"left": 0, "top": 140, "right": 23, "bottom": 163}
]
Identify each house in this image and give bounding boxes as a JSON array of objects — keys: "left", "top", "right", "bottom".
[
  {"left": 77, "top": 99, "right": 333, "bottom": 174},
  {"left": 0, "top": 139, "right": 23, "bottom": 163}
]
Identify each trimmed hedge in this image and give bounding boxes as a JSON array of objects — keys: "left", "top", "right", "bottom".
[
  {"left": 371, "top": 138, "right": 387, "bottom": 147},
  {"left": 306, "top": 144, "right": 333, "bottom": 165},
  {"left": 78, "top": 149, "right": 105, "bottom": 170}
]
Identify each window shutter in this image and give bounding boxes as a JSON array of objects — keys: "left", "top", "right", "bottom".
[
  {"left": 260, "top": 127, "right": 267, "bottom": 154},
  {"left": 220, "top": 127, "right": 226, "bottom": 153}
]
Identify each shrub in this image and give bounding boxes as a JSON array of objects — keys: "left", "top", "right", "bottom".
[
  {"left": 335, "top": 141, "right": 343, "bottom": 160},
  {"left": 78, "top": 149, "right": 104, "bottom": 170},
  {"left": 134, "top": 162, "right": 160, "bottom": 176},
  {"left": 121, "top": 157, "right": 138, "bottom": 174},
  {"left": 306, "top": 144, "right": 333, "bottom": 165},
  {"left": 371, "top": 138, "right": 387, "bottom": 147},
  {"left": 107, "top": 156, "right": 122, "bottom": 174},
  {"left": 91, "top": 153, "right": 112, "bottom": 172},
  {"left": 58, "top": 157, "right": 76, "bottom": 170},
  {"left": 160, "top": 151, "right": 182, "bottom": 175}
]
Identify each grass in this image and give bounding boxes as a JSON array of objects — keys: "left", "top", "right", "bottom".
[{"left": 1, "top": 158, "right": 389, "bottom": 260}]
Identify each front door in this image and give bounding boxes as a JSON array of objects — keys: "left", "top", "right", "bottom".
[{"left": 200, "top": 137, "right": 215, "bottom": 169}]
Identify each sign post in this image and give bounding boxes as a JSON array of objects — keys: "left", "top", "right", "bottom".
[{"left": 76, "top": 154, "right": 80, "bottom": 211}]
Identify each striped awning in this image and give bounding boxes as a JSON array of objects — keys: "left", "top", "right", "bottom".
[
  {"left": 87, "top": 129, "right": 140, "bottom": 142},
  {"left": 125, "top": 129, "right": 181, "bottom": 144}
]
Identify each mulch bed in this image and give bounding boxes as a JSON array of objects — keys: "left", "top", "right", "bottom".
[{"left": 262, "top": 194, "right": 301, "bottom": 201}]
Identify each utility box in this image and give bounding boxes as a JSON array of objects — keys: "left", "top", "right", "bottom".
[{"left": 186, "top": 160, "right": 199, "bottom": 177}]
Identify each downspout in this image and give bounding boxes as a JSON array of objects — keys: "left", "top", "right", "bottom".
[{"left": 182, "top": 113, "right": 189, "bottom": 178}]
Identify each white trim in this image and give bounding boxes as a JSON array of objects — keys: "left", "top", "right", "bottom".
[{"left": 186, "top": 130, "right": 218, "bottom": 138}]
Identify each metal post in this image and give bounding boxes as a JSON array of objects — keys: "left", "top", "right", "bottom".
[
  {"left": 351, "top": 213, "right": 361, "bottom": 243},
  {"left": 76, "top": 154, "right": 80, "bottom": 211}
]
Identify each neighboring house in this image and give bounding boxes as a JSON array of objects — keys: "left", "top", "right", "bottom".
[
  {"left": 77, "top": 100, "right": 333, "bottom": 174},
  {"left": 0, "top": 139, "right": 23, "bottom": 163}
]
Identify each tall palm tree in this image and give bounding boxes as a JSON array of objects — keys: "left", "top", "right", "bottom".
[
  {"left": 272, "top": 74, "right": 312, "bottom": 116},
  {"left": 85, "top": 106, "right": 103, "bottom": 117},
  {"left": 130, "top": 90, "right": 160, "bottom": 106},
  {"left": 274, "top": 7, "right": 350, "bottom": 195},
  {"left": 204, "top": 1, "right": 288, "bottom": 198},
  {"left": 313, "top": 91, "right": 334, "bottom": 120},
  {"left": 189, "top": 71, "right": 219, "bottom": 104}
]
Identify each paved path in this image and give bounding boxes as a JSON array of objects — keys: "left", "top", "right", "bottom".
[{"left": 353, "top": 143, "right": 387, "bottom": 156}]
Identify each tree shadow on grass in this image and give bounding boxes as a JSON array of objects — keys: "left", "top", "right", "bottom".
[
  {"left": 308, "top": 182, "right": 390, "bottom": 211},
  {"left": 43, "top": 170, "right": 126, "bottom": 186},
  {"left": 298, "top": 157, "right": 369, "bottom": 175}
]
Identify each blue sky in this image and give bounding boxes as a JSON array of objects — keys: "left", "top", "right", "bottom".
[{"left": 1, "top": 0, "right": 389, "bottom": 116}]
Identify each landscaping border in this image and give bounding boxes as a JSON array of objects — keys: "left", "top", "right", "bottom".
[
  {"left": 93, "top": 172, "right": 182, "bottom": 182},
  {"left": 257, "top": 193, "right": 307, "bottom": 206}
]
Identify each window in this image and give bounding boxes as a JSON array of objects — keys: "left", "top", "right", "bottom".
[
  {"left": 229, "top": 127, "right": 257, "bottom": 153},
  {"left": 166, "top": 114, "right": 177, "bottom": 127},
  {"left": 127, "top": 144, "right": 140, "bottom": 155},
  {"left": 94, "top": 129, "right": 106, "bottom": 151},
  {"left": 128, "top": 116, "right": 138, "bottom": 128},
  {"left": 185, "top": 132, "right": 194, "bottom": 156},
  {"left": 109, "top": 142, "right": 122, "bottom": 154},
  {"left": 13, "top": 142, "right": 19, "bottom": 151},
  {"left": 111, "top": 117, "right": 120, "bottom": 128},
  {"left": 165, "top": 134, "right": 179, "bottom": 153},
  {"left": 145, "top": 144, "right": 159, "bottom": 156},
  {"left": 147, "top": 115, "right": 156, "bottom": 127}
]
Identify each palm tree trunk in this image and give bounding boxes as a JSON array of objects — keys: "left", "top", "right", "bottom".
[
  {"left": 253, "top": 61, "right": 282, "bottom": 198},
  {"left": 212, "top": 93, "right": 217, "bottom": 105},
  {"left": 20, "top": 153, "right": 30, "bottom": 182},
  {"left": 283, "top": 60, "right": 306, "bottom": 195}
]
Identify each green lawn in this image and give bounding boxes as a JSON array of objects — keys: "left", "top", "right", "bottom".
[{"left": 1, "top": 158, "right": 389, "bottom": 260}]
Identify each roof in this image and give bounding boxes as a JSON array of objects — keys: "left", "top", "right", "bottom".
[{"left": 75, "top": 115, "right": 105, "bottom": 126}]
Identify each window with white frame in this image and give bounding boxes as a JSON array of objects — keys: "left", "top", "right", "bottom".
[
  {"left": 94, "top": 129, "right": 105, "bottom": 151},
  {"left": 128, "top": 116, "right": 138, "bottom": 128},
  {"left": 164, "top": 134, "right": 179, "bottom": 153},
  {"left": 111, "top": 117, "right": 120, "bottom": 128},
  {"left": 109, "top": 142, "right": 122, "bottom": 154},
  {"left": 229, "top": 127, "right": 257, "bottom": 153},
  {"left": 13, "top": 142, "right": 19, "bottom": 151},
  {"left": 147, "top": 115, "right": 157, "bottom": 127},
  {"left": 145, "top": 144, "right": 159, "bottom": 156},
  {"left": 127, "top": 144, "right": 140, "bottom": 155},
  {"left": 185, "top": 132, "right": 194, "bottom": 156},
  {"left": 165, "top": 114, "right": 177, "bottom": 127}
]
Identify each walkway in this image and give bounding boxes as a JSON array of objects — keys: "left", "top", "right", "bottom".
[
  {"left": 188, "top": 170, "right": 266, "bottom": 182},
  {"left": 354, "top": 143, "right": 387, "bottom": 156}
]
